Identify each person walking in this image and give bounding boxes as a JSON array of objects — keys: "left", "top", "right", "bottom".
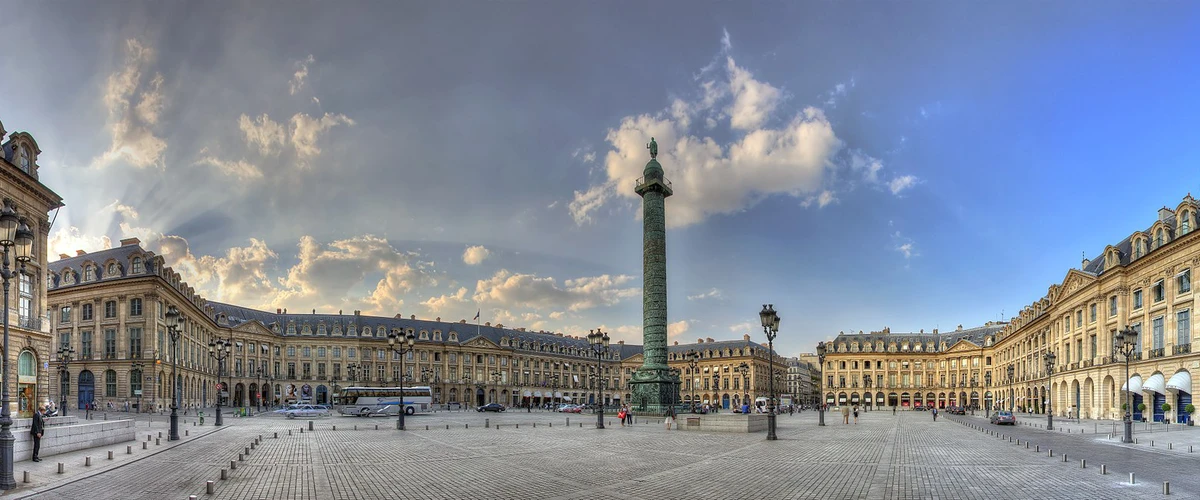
[
  {"left": 932, "top": 407, "right": 938, "bottom": 422},
  {"left": 665, "top": 409, "right": 675, "bottom": 430},
  {"left": 31, "top": 405, "right": 45, "bottom": 462},
  {"left": 853, "top": 404, "right": 860, "bottom": 424},
  {"left": 841, "top": 404, "right": 850, "bottom": 424}
]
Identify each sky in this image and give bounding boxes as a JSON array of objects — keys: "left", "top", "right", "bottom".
[{"left": 3, "top": 2, "right": 1199, "bottom": 357}]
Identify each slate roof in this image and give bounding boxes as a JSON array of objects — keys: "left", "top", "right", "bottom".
[
  {"left": 832, "top": 323, "right": 1006, "bottom": 351},
  {"left": 1081, "top": 198, "right": 1195, "bottom": 275},
  {"left": 46, "top": 245, "right": 158, "bottom": 288}
]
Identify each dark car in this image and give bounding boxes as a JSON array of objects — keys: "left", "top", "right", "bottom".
[
  {"left": 477, "top": 403, "right": 506, "bottom": 412},
  {"left": 990, "top": 410, "right": 1016, "bottom": 425}
]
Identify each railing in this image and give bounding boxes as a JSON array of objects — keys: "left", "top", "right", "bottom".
[
  {"left": 1173, "top": 344, "right": 1192, "bottom": 355},
  {"left": 18, "top": 317, "right": 41, "bottom": 330},
  {"left": 1149, "top": 348, "right": 1165, "bottom": 359}
]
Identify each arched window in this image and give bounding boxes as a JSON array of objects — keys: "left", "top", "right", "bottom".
[
  {"left": 17, "top": 145, "right": 30, "bottom": 173},
  {"left": 84, "top": 266, "right": 95, "bottom": 282},
  {"left": 1135, "top": 239, "right": 1145, "bottom": 258},
  {"left": 1156, "top": 229, "right": 1165, "bottom": 248},
  {"left": 105, "top": 369, "right": 117, "bottom": 397},
  {"left": 18, "top": 351, "right": 34, "bottom": 379},
  {"left": 130, "top": 368, "right": 143, "bottom": 398},
  {"left": 108, "top": 263, "right": 118, "bottom": 276}
]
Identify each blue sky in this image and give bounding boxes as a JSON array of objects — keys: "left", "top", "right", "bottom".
[{"left": 3, "top": 2, "right": 1199, "bottom": 356}]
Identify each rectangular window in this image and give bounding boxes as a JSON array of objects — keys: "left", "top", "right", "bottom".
[
  {"left": 81, "top": 330, "right": 93, "bottom": 358},
  {"left": 129, "top": 327, "right": 142, "bottom": 358},
  {"left": 1075, "top": 339, "right": 1082, "bottom": 361},
  {"left": 105, "top": 301, "right": 117, "bottom": 318},
  {"left": 104, "top": 329, "right": 117, "bottom": 359},
  {"left": 1155, "top": 281, "right": 1166, "bottom": 302},
  {"left": 287, "top": 363, "right": 296, "bottom": 379},
  {"left": 348, "top": 348, "right": 356, "bottom": 358},
  {"left": 83, "top": 303, "right": 93, "bottom": 321},
  {"left": 1134, "top": 290, "right": 1143, "bottom": 309},
  {"left": 1179, "top": 269, "right": 1192, "bottom": 294},
  {"left": 317, "top": 347, "right": 326, "bottom": 358},
  {"left": 303, "top": 347, "right": 311, "bottom": 357},
  {"left": 1110, "top": 296, "right": 1118, "bottom": 317},
  {"left": 1090, "top": 334, "right": 1097, "bottom": 359},
  {"left": 18, "top": 273, "right": 31, "bottom": 326},
  {"left": 287, "top": 346, "right": 296, "bottom": 357},
  {"left": 1153, "top": 317, "right": 1164, "bottom": 350},
  {"left": 129, "top": 298, "right": 142, "bottom": 316},
  {"left": 1076, "top": 310, "right": 1083, "bottom": 327},
  {"left": 332, "top": 347, "right": 341, "bottom": 358},
  {"left": 60, "top": 306, "right": 71, "bottom": 323},
  {"left": 1178, "top": 310, "right": 1191, "bottom": 346},
  {"left": 302, "top": 363, "right": 311, "bottom": 378},
  {"left": 1090, "top": 304, "right": 1097, "bottom": 323},
  {"left": 106, "top": 371, "right": 116, "bottom": 397},
  {"left": 59, "top": 332, "right": 71, "bottom": 350},
  {"left": 1065, "top": 316, "right": 1071, "bottom": 330}
]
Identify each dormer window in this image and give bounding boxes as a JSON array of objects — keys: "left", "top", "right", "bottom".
[
  {"left": 1135, "top": 239, "right": 1146, "bottom": 258},
  {"left": 1183, "top": 212, "right": 1193, "bottom": 235},
  {"left": 84, "top": 266, "right": 95, "bottom": 282},
  {"left": 449, "top": 332, "right": 458, "bottom": 342},
  {"left": 108, "top": 263, "right": 118, "bottom": 277},
  {"left": 132, "top": 257, "right": 143, "bottom": 274},
  {"left": 17, "top": 145, "right": 29, "bottom": 173},
  {"left": 1156, "top": 229, "right": 1165, "bottom": 248},
  {"left": 46, "top": 274, "right": 53, "bottom": 289},
  {"left": 433, "top": 330, "right": 442, "bottom": 341}
]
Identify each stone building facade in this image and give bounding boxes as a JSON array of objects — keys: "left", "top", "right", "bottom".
[
  {"left": 0, "top": 121, "right": 65, "bottom": 418},
  {"left": 823, "top": 194, "right": 1200, "bottom": 423},
  {"left": 47, "top": 241, "right": 786, "bottom": 412}
]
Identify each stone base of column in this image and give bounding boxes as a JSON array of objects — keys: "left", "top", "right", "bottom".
[{"left": 629, "top": 367, "right": 680, "bottom": 415}]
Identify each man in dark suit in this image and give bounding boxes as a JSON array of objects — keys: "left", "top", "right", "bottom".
[{"left": 30, "top": 405, "right": 44, "bottom": 462}]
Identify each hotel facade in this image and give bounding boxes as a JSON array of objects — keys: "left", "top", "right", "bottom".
[{"left": 824, "top": 195, "right": 1200, "bottom": 423}]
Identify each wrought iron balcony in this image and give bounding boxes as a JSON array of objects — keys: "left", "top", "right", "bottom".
[
  {"left": 18, "top": 317, "right": 41, "bottom": 330},
  {"left": 1173, "top": 344, "right": 1192, "bottom": 355},
  {"left": 1149, "top": 348, "right": 1165, "bottom": 359}
]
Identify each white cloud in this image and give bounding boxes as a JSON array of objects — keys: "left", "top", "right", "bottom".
[
  {"left": 194, "top": 156, "right": 262, "bottom": 180},
  {"left": 238, "top": 113, "right": 288, "bottom": 156},
  {"left": 472, "top": 270, "right": 640, "bottom": 313},
  {"left": 891, "top": 230, "right": 918, "bottom": 260},
  {"left": 802, "top": 190, "right": 838, "bottom": 208},
  {"left": 289, "top": 54, "right": 315, "bottom": 95},
  {"left": 421, "top": 287, "right": 471, "bottom": 312},
  {"left": 726, "top": 57, "right": 783, "bottom": 131},
  {"left": 889, "top": 175, "right": 918, "bottom": 195},
  {"left": 158, "top": 236, "right": 281, "bottom": 306},
  {"left": 277, "top": 235, "right": 439, "bottom": 315},
  {"left": 49, "top": 227, "right": 112, "bottom": 260},
  {"left": 686, "top": 288, "right": 722, "bottom": 301},
  {"left": 667, "top": 320, "right": 690, "bottom": 339},
  {"left": 462, "top": 245, "right": 490, "bottom": 265},
  {"left": 897, "top": 243, "right": 914, "bottom": 259},
  {"left": 93, "top": 39, "right": 167, "bottom": 169},
  {"left": 290, "top": 112, "right": 355, "bottom": 159},
  {"left": 729, "top": 321, "right": 756, "bottom": 334}
]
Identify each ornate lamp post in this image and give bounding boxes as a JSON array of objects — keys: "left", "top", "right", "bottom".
[
  {"left": 0, "top": 205, "right": 32, "bottom": 490},
  {"left": 1007, "top": 365, "right": 1015, "bottom": 412},
  {"left": 1114, "top": 326, "right": 1138, "bottom": 443},
  {"left": 687, "top": 351, "right": 699, "bottom": 413},
  {"left": 421, "top": 367, "right": 432, "bottom": 385},
  {"left": 759, "top": 304, "right": 780, "bottom": 440},
  {"left": 56, "top": 346, "right": 75, "bottom": 417},
  {"left": 490, "top": 371, "right": 501, "bottom": 404},
  {"left": 984, "top": 372, "right": 992, "bottom": 418},
  {"left": 164, "top": 306, "right": 185, "bottom": 440},
  {"left": 207, "top": 337, "right": 232, "bottom": 426},
  {"left": 550, "top": 379, "right": 560, "bottom": 409},
  {"left": 130, "top": 360, "right": 145, "bottom": 415},
  {"left": 386, "top": 328, "right": 415, "bottom": 430},
  {"left": 1043, "top": 350, "right": 1056, "bottom": 431},
  {"left": 347, "top": 364, "right": 358, "bottom": 385},
  {"left": 587, "top": 328, "right": 610, "bottom": 429},
  {"left": 816, "top": 341, "right": 827, "bottom": 426},
  {"left": 736, "top": 362, "right": 750, "bottom": 411}
]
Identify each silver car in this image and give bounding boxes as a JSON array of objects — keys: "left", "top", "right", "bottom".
[{"left": 275, "top": 404, "right": 331, "bottom": 419}]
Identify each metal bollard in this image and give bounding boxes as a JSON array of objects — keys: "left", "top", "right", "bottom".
[
  {"left": 221, "top": 468, "right": 227, "bottom": 480},
  {"left": 207, "top": 480, "right": 214, "bottom": 494},
  {"left": 1036, "top": 445, "right": 1040, "bottom": 452},
  {"left": 230, "top": 460, "right": 237, "bottom": 470},
  {"left": 86, "top": 456, "right": 92, "bottom": 466},
  {"left": 186, "top": 430, "right": 189, "bottom": 436},
  {"left": 158, "top": 431, "right": 163, "bottom": 439},
  {"left": 425, "top": 425, "right": 428, "bottom": 430},
  {"left": 333, "top": 425, "right": 336, "bottom": 431},
  {"left": 1101, "top": 464, "right": 1108, "bottom": 474},
  {"left": 516, "top": 424, "right": 519, "bottom": 429},
  {"left": 274, "top": 432, "right": 278, "bottom": 438},
  {"left": 446, "top": 425, "right": 449, "bottom": 429},
  {"left": 238, "top": 453, "right": 244, "bottom": 462},
  {"left": 1048, "top": 449, "right": 1052, "bottom": 457},
  {"left": 375, "top": 425, "right": 379, "bottom": 430},
  {"left": 156, "top": 438, "right": 160, "bottom": 446},
  {"left": 1062, "top": 454, "right": 1067, "bottom": 462},
  {"left": 354, "top": 426, "right": 358, "bottom": 431},
  {"left": 143, "top": 442, "right": 148, "bottom": 450},
  {"left": 245, "top": 446, "right": 250, "bottom": 456},
  {"left": 567, "top": 418, "right": 570, "bottom": 426},
  {"left": 190, "top": 496, "right": 197, "bottom": 500},
  {"left": 127, "top": 445, "right": 132, "bottom": 454},
  {"left": 1129, "top": 472, "right": 1135, "bottom": 484},
  {"left": 57, "top": 463, "right": 64, "bottom": 474},
  {"left": 108, "top": 450, "right": 114, "bottom": 460},
  {"left": 308, "top": 420, "right": 314, "bottom": 431},
  {"left": 22, "top": 470, "right": 29, "bottom": 483},
  {"left": 1165, "top": 481, "right": 1170, "bottom": 495},
  {"left": 1169, "top": 443, "right": 1173, "bottom": 449},
  {"left": 1081, "top": 459, "right": 1086, "bottom": 468}
]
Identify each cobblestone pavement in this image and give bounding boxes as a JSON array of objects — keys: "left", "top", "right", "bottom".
[{"left": 9, "top": 409, "right": 1176, "bottom": 499}]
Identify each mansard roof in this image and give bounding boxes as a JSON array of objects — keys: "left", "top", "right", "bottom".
[{"left": 832, "top": 323, "right": 1006, "bottom": 352}]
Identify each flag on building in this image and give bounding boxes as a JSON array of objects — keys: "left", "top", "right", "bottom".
[{"left": 473, "top": 310, "right": 480, "bottom": 321}]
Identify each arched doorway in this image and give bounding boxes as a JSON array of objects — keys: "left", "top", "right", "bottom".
[
  {"left": 887, "top": 392, "right": 898, "bottom": 407},
  {"left": 234, "top": 383, "right": 245, "bottom": 407},
  {"left": 900, "top": 392, "right": 910, "bottom": 407},
  {"left": 261, "top": 384, "right": 271, "bottom": 408},
  {"left": 78, "top": 370, "right": 95, "bottom": 410},
  {"left": 875, "top": 391, "right": 884, "bottom": 408},
  {"left": 17, "top": 350, "right": 37, "bottom": 418},
  {"left": 476, "top": 387, "right": 485, "bottom": 406},
  {"left": 249, "top": 383, "right": 258, "bottom": 407},
  {"left": 316, "top": 385, "right": 328, "bottom": 405},
  {"left": 721, "top": 393, "right": 730, "bottom": 408}
]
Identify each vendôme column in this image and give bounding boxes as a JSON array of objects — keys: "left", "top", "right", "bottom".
[{"left": 630, "top": 137, "right": 681, "bottom": 414}]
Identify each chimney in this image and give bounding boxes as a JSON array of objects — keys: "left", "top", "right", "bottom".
[
  {"left": 283, "top": 308, "right": 287, "bottom": 314},
  {"left": 485, "top": 322, "right": 491, "bottom": 326},
  {"left": 706, "top": 337, "right": 714, "bottom": 343},
  {"left": 410, "top": 315, "right": 415, "bottom": 320},
  {"left": 276, "top": 308, "right": 281, "bottom": 314},
  {"left": 620, "top": 340, "right": 626, "bottom": 345},
  {"left": 58, "top": 253, "right": 70, "bottom": 260},
  {"left": 933, "top": 328, "right": 938, "bottom": 334},
  {"left": 76, "top": 250, "right": 86, "bottom": 256},
  {"left": 672, "top": 341, "right": 677, "bottom": 345},
  {"left": 743, "top": 334, "right": 751, "bottom": 342},
  {"left": 920, "top": 329, "right": 924, "bottom": 334},
  {"left": 119, "top": 237, "right": 141, "bottom": 247},
  {"left": 460, "top": 319, "right": 466, "bottom": 324},
  {"left": 355, "top": 310, "right": 360, "bottom": 316},
  {"left": 517, "top": 327, "right": 525, "bottom": 332},
  {"left": 339, "top": 310, "right": 342, "bottom": 315},
  {"left": 697, "top": 338, "right": 704, "bottom": 344},
  {"left": 957, "top": 324, "right": 963, "bottom": 331},
  {"left": 312, "top": 309, "right": 316, "bottom": 314},
  {"left": 1160, "top": 206, "right": 1173, "bottom": 221}
]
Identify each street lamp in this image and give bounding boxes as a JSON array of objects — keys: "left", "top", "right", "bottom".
[
  {"left": 1114, "top": 326, "right": 1138, "bottom": 443},
  {"left": 130, "top": 360, "right": 145, "bottom": 416},
  {"left": 1043, "top": 350, "right": 1056, "bottom": 431},
  {"left": 816, "top": 341, "right": 827, "bottom": 426},
  {"left": 165, "top": 305, "right": 185, "bottom": 440},
  {"left": 687, "top": 351, "right": 699, "bottom": 413},
  {"left": 587, "top": 328, "right": 610, "bottom": 429},
  {"left": 0, "top": 205, "right": 32, "bottom": 489},
  {"left": 984, "top": 372, "right": 992, "bottom": 418},
  {"left": 1007, "top": 365, "right": 1015, "bottom": 412},
  {"left": 490, "top": 371, "right": 501, "bottom": 403},
  {"left": 387, "top": 328, "right": 416, "bottom": 430},
  {"left": 348, "top": 364, "right": 358, "bottom": 385},
  {"left": 208, "top": 337, "right": 232, "bottom": 426},
  {"left": 56, "top": 346, "right": 75, "bottom": 417},
  {"left": 759, "top": 304, "right": 780, "bottom": 440},
  {"left": 736, "top": 362, "right": 749, "bottom": 412}
]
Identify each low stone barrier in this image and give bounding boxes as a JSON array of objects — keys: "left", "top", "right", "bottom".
[{"left": 12, "top": 418, "right": 136, "bottom": 461}]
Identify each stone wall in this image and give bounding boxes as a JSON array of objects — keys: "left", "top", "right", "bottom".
[
  {"left": 12, "top": 416, "right": 135, "bottom": 460},
  {"left": 676, "top": 413, "right": 768, "bottom": 433}
]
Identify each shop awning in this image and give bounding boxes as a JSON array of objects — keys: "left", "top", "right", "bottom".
[
  {"left": 1168, "top": 371, "right": 1192, "bottom": 393},
  {"left": 1144, "top": 373, "right": 1167, "bottom": 395},
  {"left": 523, "top": 390, "right": 532, "bottom": 397},
  {"left": 533, "top": 391, "right": 543, "bottom": 397},
  {"left": 554, "top": 392, "right": 562, "bottom": 397},
  {"left": 1121, "top": 375, "right": 1143, "bottom": 393},
  {"left": 612, "top": 394, "right": 621, "bottom": 399}
]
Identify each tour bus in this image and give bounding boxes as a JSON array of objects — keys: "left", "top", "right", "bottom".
[{"left": 336, "top": 386, "right": 433, "bottom": 417}]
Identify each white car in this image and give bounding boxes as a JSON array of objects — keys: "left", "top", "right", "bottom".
[{"left": 274, "top": 404, "right": 331, "bottom": 419}]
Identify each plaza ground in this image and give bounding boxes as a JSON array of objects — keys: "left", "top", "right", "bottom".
[{"left": 3, "top": 408, "right": 1196, "bottom": 499}]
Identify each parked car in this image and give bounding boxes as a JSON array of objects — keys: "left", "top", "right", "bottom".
[
  {"left": 477, "top": 403, "right": 506, "bottom": 412},
  {"left": 274, "top": 404, "right": 331, "bottom": 419},
  {"left": 990, "top": 410, "right": 1016, "bottom": 425}
]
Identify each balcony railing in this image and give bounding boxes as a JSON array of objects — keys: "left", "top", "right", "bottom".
[
  {"left": 18, "top": 317, "right": 40, "bottom": 330},
  {"left": 1173, "top": 344, "right": 1192, "bottom": 355},
  {"left": 1149, "top": 348, "right": 1165, "bottom": 359}
]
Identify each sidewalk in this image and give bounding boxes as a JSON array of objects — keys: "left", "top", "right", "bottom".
[
  {"left": 959, "top": 411, "right": 1200, "bottom": 449},
  {"left": 1, "top": 413, "right": 225, "bottom": 498}
]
